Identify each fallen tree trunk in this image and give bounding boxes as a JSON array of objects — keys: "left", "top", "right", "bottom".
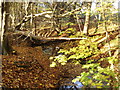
[{"left": 13, "top": 30, "right": 87, "bottom": 41}]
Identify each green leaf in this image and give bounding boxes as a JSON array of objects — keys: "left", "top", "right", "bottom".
[
  {"left": 68, "top": 54, "right": 77, "bottom": 59},
  {"left": 82, "top": 64, "right": 97, "bottom": 69},
  {"left": 50, "top": 62, "right": 56, "bottom": 67},
  {"left": 58, "top": 49, "right": 67, "bottom": 53}
]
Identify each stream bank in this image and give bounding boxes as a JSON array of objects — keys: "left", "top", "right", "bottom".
[{"left": 2, "top": 35, "right": 83, "bottom": 88}]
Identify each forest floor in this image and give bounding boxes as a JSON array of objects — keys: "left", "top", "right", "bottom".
[{"left": 2, "top": 38, "right": 83, "bottom": 88}]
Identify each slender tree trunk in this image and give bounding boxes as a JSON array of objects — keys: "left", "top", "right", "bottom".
[{"left": 83, "top": 2, "right": 91, "bottom": 35}]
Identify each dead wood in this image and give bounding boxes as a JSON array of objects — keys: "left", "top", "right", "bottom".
[
  {"left": 93, "top": 30, "right": 119, "bottom": 44},
  {"left": 89, "top": 29, "right": 119, "bottom": 37},
  {"left": 13, "top": 30, "right": 87, "bottom": 41},
  {"left": 88, "top": 31, "right": 119, "bottom": 61},
  {"left": 113, "top": 49, "right": 119, "bottom": 58},
  {"left": 86, "top": 46, "right": 118, "bottom": 61},
  {"left": 94, "top": 32, "right": 118, "bottom": 51}
]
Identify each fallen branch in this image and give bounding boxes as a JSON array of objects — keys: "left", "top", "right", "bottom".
[
  {"left": 89, "top": 29, "right": 119, "bottom": 37},
  {"left": 93, "top": 30, "right": 119, "bottom": 44},
  {"left": 95, "top": 36, "right": 107, "bottom": 44},
  {"left": 113, "top": 49, "right": 119, "bottom": 58},
  {"left": 86, "top": 46, "right": 118, "bottom": 61}
]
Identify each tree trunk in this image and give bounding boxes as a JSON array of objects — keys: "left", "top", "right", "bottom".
[
  {"left": 1, "top": 2, "right": 6, "bottom": 54},
  {"left": 83, "top": 2, "right": 91, "bottom": 35},
  {"left": 0, "top": 2, "right": 2, "bottom": 54},
  {"left": 1, "top": 2, "right": 14, "bottom": 55}
]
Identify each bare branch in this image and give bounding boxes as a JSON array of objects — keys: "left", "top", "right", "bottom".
[
  {"left": 58, "top": 7, "right": 82, "bottom": 17},
  {"left": 25, "top": 11, "right": 52, "bottom": 18}
]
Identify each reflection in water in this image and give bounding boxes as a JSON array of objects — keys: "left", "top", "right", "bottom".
[{"left": 59, "top": 78, "right": 83, "bottom": 90}]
